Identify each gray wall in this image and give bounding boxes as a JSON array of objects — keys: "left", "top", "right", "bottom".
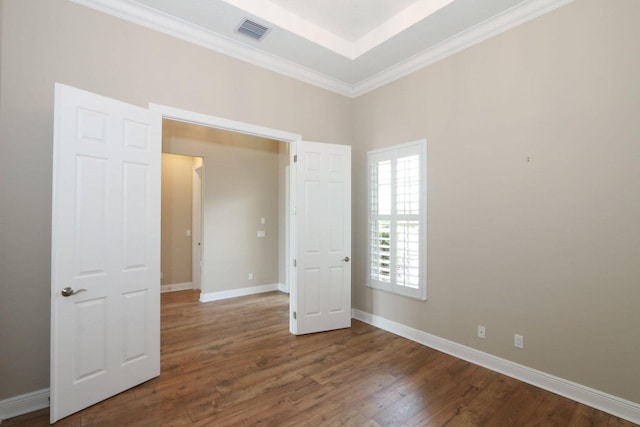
[
  {"left": 162, "top": 120, "right": 283, "bottom": 293},
  {"left": 352, "top": 0, "right": 640, "bottom": 403},
  {"left": 0, "top": 0, "right": 351, "bottom": 400}
]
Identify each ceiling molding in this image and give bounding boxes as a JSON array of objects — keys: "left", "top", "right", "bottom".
[
  {"left": 68, "top": 0, "right": 355, "bottom": 97},
  {"left": 222, "top": 0, "right": 456, "bottom": 60},
  {"left": 352, "top": 0, "right": 455, "bottom": 59},
  {"left": 69, "top": 0, "right": 574, "bottom": 99},
  {"left": 220, "top": 0, "right": 355, "bottom": 58},
  {"left": 352, "top": 0, "right": 575, "bottom": 97}
]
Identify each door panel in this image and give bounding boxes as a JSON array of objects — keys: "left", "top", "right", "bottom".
[
  {"left": 73, "top": 298, "right": 107, "bottom": 382},
  {"left": 50, "top": 83, "right": 161, "bottom": 423},
  {"left": 75, "top": 156, "right": 108, "bottom": 276},
  {"left": 294, "top": 141, "right": 351, "bottom": 335}
]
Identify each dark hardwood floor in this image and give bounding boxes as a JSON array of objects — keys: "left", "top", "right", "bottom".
[{"left": 5, "top": 290, "right": 636, "bottom": 426}]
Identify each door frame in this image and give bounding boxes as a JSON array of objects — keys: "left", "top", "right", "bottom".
[
  {"left": 191, "top": 161, "right": 203, "bottom": 290},
  {"left": 149, "top": 103, "right": 300, "bottom": 333}
]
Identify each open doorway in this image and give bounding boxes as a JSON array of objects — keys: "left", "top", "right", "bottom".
[
  {"left": 160, "top": 153, "right": 203, "bottom": 293},
  {"left": 50, "top": 85, "right": 350, "bottom": 421},
  {"left": 161, "top": 119, "right": 290, "bottom": 302}
]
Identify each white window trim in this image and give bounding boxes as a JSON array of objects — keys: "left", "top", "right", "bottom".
[{"left": 367, "top": 139, "right": 427, "bottom": 300}]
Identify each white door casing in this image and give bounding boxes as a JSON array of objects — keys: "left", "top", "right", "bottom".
[
  {"left": 293, "top": 141, "right": 351, "bottom": 335},
  {"left": 50, "top": 84, "right": 161, "bottom": 423},
  {"left": 192, "top": 164, "right": 203, "bottom": 290},
  {"left": 144, "top": 104, "right": 350, "bottom": 334}
]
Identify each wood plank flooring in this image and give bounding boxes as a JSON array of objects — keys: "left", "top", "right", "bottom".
[{"left": 5, "top": 290, "right": 636, "bottom": 426}]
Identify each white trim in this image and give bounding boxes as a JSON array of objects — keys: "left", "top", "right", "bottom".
[
  {"left": 199, "top": 284, "right": 280, "bottom": 303},
  {"left": 191, "top": 163, "right": 203, "bottom": 290},
  {"left": 352, "top": 309, "right": 640, "bottom": 425},
  {"left": 352, "top": 0, "right": 575, "bottom": 97},
  {"left": 149, "top": 104, "right": 301, "bottom": 144},
  {"left": 284, "top": 166, "right": 291, "bottom": 296},
  {"left": 0, "top": 388, "right": 49, "bottom": 421},
  {"left": 160, "top": 282, "right": 193, "bottom": 293},
  {"left": 7, "top": 311, "right": 636, "bottom": 423},
  {"left": 70, "top": 0, "right": 573, "bottom": 98},
  {"left": 150, "top": 103, "right": 300, "bottom": 338},
  {"left": 288, "top": 147, "right": 297, "bottom": 335},
  {"left": 68, "top": 0, "right": 352, "bottom": 97},
  {"left": 277, "top": 282, "right": 289, "bottom": 294},
  {"left": 220, "top": 0, "right": 456, "bottom": 61},
  {"left": 352, "top": 0, "right": 455, "bottom": 59},
  {"left": 221, "top": 0, "right": 353, "bottom": 59}
]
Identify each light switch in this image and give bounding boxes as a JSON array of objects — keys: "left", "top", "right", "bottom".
[
  {"left": 186, "top": 229, "right": 191, "bottom": 237},
  {"left": 261, "top": 217, "right": 266, "bottom": 225}
]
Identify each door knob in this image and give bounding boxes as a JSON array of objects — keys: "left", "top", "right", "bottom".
[
  {"left": 61, "top": 287, "right": 86, "bottom": 297},
  {"left": 343, "top": 256, "right": 350, "bottom": 262}
]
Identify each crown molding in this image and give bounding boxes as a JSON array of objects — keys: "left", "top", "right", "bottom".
[
  {"left": 220, "top": 0, "right": 354, "bottom": 59},
  {"left": 352, "top": 0, "right": 575, "bottom": 97},
  {"left": 69, "top": 0, "right": 574, "bottom": 99},
  {"left": 68, "top": 0, "right": 355, "bottom": 97}
]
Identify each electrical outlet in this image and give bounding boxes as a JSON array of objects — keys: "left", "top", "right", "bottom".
[
  {"left": 514, "top": 334, "right": 524, "bottom": 349},
  {"left": 477, "top": 325, "right": 486, "bottom": 339},
  {"left": 248, "top": 273, "right": 253, "bottom": 280}
]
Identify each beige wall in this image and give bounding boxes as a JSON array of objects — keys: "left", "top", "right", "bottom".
[
  {"left": 163, "top": 120, "right": 283, "bottom": 293},
  {"left": 1, "top": 0, "right": 638, "bottom": 411},
  {"left": 0, "top": 0, "right": 3, "bottom": 104},
  {"left": 0, "top": 0, "right": 351, "bottom": 400},
  {"left": 352, "top": 0, "right": 640, "bottom": 403},
  {"left": 161, "top": 154, "right": 196, "bottom": 287}
]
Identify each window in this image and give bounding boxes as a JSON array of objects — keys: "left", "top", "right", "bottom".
[{"left": 367, "top": 139, "right": 427, "bottom": 300}]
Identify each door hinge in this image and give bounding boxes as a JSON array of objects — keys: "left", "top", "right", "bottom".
[
  {"left": 293, "top": 259, "right": 297, "bottom": 267},
  {"left": 293, "top": 311, "right": 297, "bottom": 319},
  {"left": 294, "top": 154, "right": 297, "bottom": 163}
]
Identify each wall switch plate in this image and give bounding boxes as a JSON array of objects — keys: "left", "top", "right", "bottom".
[
  {"left": 248, "top": 273, "right": 253, "bottom": 280},
  {"left": 515, "top": 334, "right": 524, "bottom": 349},
  {"left": 261, "top": 217, "right": 266, "bottom": 225},
  {"left": 477, "top": 325, "right": 486, "bottom": 339},
  {"left": 257, "top": 230, "right": 266, "bottom": 238}
]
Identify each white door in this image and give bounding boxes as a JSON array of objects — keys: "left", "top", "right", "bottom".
[
  {"left": 50, "top": 84, "right": 161, "bottom": 423},
  {"left": 293, "top": 141, "right": 351, "bottom": 335}
]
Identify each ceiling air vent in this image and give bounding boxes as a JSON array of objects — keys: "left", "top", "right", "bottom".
[{"left": 236, "top": 19, "right": 271, "bottom": 41}]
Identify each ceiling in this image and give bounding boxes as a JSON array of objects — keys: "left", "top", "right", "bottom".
[{"left": 72, "top": 0, "right": 572, "bottom": 97}]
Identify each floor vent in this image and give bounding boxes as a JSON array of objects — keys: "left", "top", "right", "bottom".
[{"left": 236, "top": 19, "right": 270, "bottom": 41}]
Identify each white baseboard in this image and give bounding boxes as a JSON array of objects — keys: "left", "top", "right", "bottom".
[
  {"left": 199, "top": 283, "right": 281, "bottom": 303},
  {"left": 0, "top": 388, "right": 49, "bottom": 421},
  {"left": 161, "top": 282, "right": 193, "bottom": 293},
  {"left": 14, "top": 302, "right": 633, "bottom": 424},
  {"left": 277, "top": 282, "right": 289, "bottom": 293},
  {"left": 352, "top": 309, "right": 640, "bottom": 425}
]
